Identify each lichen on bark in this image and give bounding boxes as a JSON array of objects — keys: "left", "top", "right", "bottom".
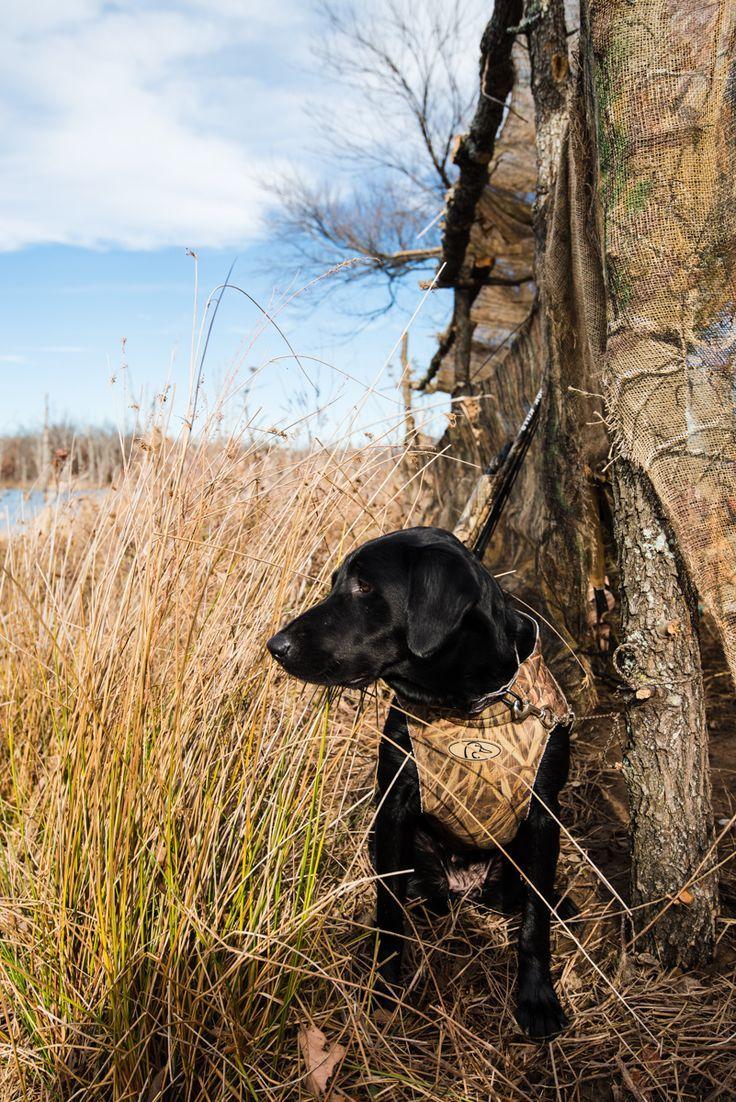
[{"left": 611, "top": 458, "right": 718, "bottom": 965}]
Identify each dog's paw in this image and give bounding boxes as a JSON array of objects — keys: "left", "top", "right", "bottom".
[
  {"left": 515, "top": 981, "right": 569, "bottom": 1040},
  {"left": 369, "top": 958, "right": 403, "bottom": 1016},
  {"left": 554, "top": 894, "right": 579, "bottom": 923},
  {"left": 370, "top": 988, "right": 400, "bottom": 1019}
]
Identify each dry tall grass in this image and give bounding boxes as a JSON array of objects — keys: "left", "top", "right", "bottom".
[
  {"left": 0, "top": 422, "right": 413, "bottom": 1098},
  {"left": 1, "top": 417, "right": 735, "bottom": 1101}
]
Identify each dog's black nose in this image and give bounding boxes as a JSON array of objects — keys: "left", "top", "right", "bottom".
[{"left": 267, "top": 632, "right": 292, "bottom": 662}]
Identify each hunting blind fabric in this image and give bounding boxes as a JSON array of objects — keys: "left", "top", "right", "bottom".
[{"left": 589, "top": 0, "right": 736, "bottom": 682}]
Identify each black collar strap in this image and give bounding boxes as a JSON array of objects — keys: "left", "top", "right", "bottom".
[{"left": 400, "top": 613, "right": 574, "bottom": 730}]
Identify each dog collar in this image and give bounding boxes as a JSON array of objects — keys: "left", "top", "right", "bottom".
[{"left": 401, "top": 613, "right": 574, "bottom": 731}]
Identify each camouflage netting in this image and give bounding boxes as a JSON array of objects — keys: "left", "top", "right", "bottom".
[
  {"left": 434, "top": 42, "right": 537, "bottom": 396},
  {"left": 429, "top": 0, "right": 736, "bottom": 696},
  {"left": 431, "top": 38, "right": 606, "bottom": 702},
  {"left": 429, "top": 41, "right": 545, "bottom": 568},
  {"left": 587, "top": 0, "right": 736, "bottom": 684}
]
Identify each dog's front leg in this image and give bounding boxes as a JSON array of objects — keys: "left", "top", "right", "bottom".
[
  {"left": 373, "top": 799, "right": 416, "bottom": 1003},
  {"left": 514, "top": 727, "right": 570, "bottom": 1039},
  {"left": 372, "top": 706, "right": 420, "bottom": 1007}
]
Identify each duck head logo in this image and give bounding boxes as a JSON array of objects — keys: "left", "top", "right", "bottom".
[{"left": 447, "top": 739, "right": 502, "bottom": 761}]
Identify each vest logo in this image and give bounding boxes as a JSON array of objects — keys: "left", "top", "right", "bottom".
[{"left": 448, "top": 739, "right": 502, "bottom": 761}]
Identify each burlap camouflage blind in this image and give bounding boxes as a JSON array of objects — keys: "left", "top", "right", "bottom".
[{"left": 587, "top": 0, "right": 736, "bottom": 682}]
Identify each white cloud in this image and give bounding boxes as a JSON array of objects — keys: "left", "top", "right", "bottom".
[
  {"left": 0, "top": 1, "right": 309, "bottom": 251},
  {"left": 0, "top": 0, "right": 492, "bottom": 255}
]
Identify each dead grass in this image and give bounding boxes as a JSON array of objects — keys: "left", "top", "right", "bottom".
[{"left": 0, "top": 415, "right": 734, "bottom": 1101}]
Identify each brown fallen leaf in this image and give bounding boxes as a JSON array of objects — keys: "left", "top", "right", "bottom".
[
  {"left": 299, "top": 1025, "right": 352, "bottom": 1101},
  {"left": 145, "top": 1067, "right": 167, "bottom": 1102},
  {"left": 615, "top": 1054, "right": 650, "bottom": 1102},
  {"left": 600, "top": 785, "right": 630, "bottom": 825}
]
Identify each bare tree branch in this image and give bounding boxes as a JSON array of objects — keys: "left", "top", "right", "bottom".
[
  {"left": 268, "top": 0, "right": 488, "bottom": 305},
  {"left": 437, "top": 0, "right": 524, "bottom": 289},
  {"left": 414, "top": 318, "right": 457, "bottom": 391}
]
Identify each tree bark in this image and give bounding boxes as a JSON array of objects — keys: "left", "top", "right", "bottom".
[
  {"left": 524, "top": 0, "right": 599, "bottom": 696},
  {"left": 611, "top": 458, "right": 717, "bottom": 967},
  {"left": 525, "top": 0, "right": 571, "bottom": 253},
  {"left": 453, "top": 287, "right": 476, "bottom": 396},
  {"left": 437, "top": 0, "right": 524, "bottom": 291},
  {"left": 399, "top": 333, "right": 415, "bottom": 445}
]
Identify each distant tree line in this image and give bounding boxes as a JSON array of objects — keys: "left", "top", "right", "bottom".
[{"left": 0, "top": 424, "right": 130, "bottom": 488}]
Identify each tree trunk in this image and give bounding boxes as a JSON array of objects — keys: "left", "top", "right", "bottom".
[
  {"left": 526, "top": 0, "right": 571, "bottom": 252},
  {"left": 453, "top": 286, "right": 476, "bottom": 397},
  {"left": 399, "top": 333, "right": 415, "bottom": 442},
  {"left": 612, "top": 458, "right": 717, "bottom": 966},
  {"left": 524, "top": 0, "right": 601, "bottom": 698},
  {"left": 41, "top": 394, "right": 51, "bottom": 491}
]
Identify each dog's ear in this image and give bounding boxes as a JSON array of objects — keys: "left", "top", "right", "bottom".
[{"left": 406, "top": 547, "right": 480, "bottom": 659}]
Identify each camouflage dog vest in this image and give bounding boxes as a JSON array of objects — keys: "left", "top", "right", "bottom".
[{"left": 401, "top": 621, "right": 570, "bottom": 850}]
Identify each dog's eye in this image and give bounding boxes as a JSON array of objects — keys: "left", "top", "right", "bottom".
[{"left": 355, "top": 578, "right": 373, "bottom": 595}]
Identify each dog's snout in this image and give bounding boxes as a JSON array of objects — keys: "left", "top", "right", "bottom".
[{"left": 267, "top": 632, "right": 292, "bottom": 662}]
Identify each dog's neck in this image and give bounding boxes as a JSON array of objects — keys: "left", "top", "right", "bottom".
[{"left": 385, "top": 599, "right": 536, "bottom": 714}]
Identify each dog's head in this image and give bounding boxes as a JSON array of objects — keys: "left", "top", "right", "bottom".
[{"left": 266, "top": 527, "right": 520, "bottom": 705}]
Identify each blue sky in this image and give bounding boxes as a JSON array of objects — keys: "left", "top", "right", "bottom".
[{"left": 0, "top": 1, "right": 480, "bottom": 440}]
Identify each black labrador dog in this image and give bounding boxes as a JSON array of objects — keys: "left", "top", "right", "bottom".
[{"left": 267, "top": 526, "right": 571, "bottom": 1038}]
